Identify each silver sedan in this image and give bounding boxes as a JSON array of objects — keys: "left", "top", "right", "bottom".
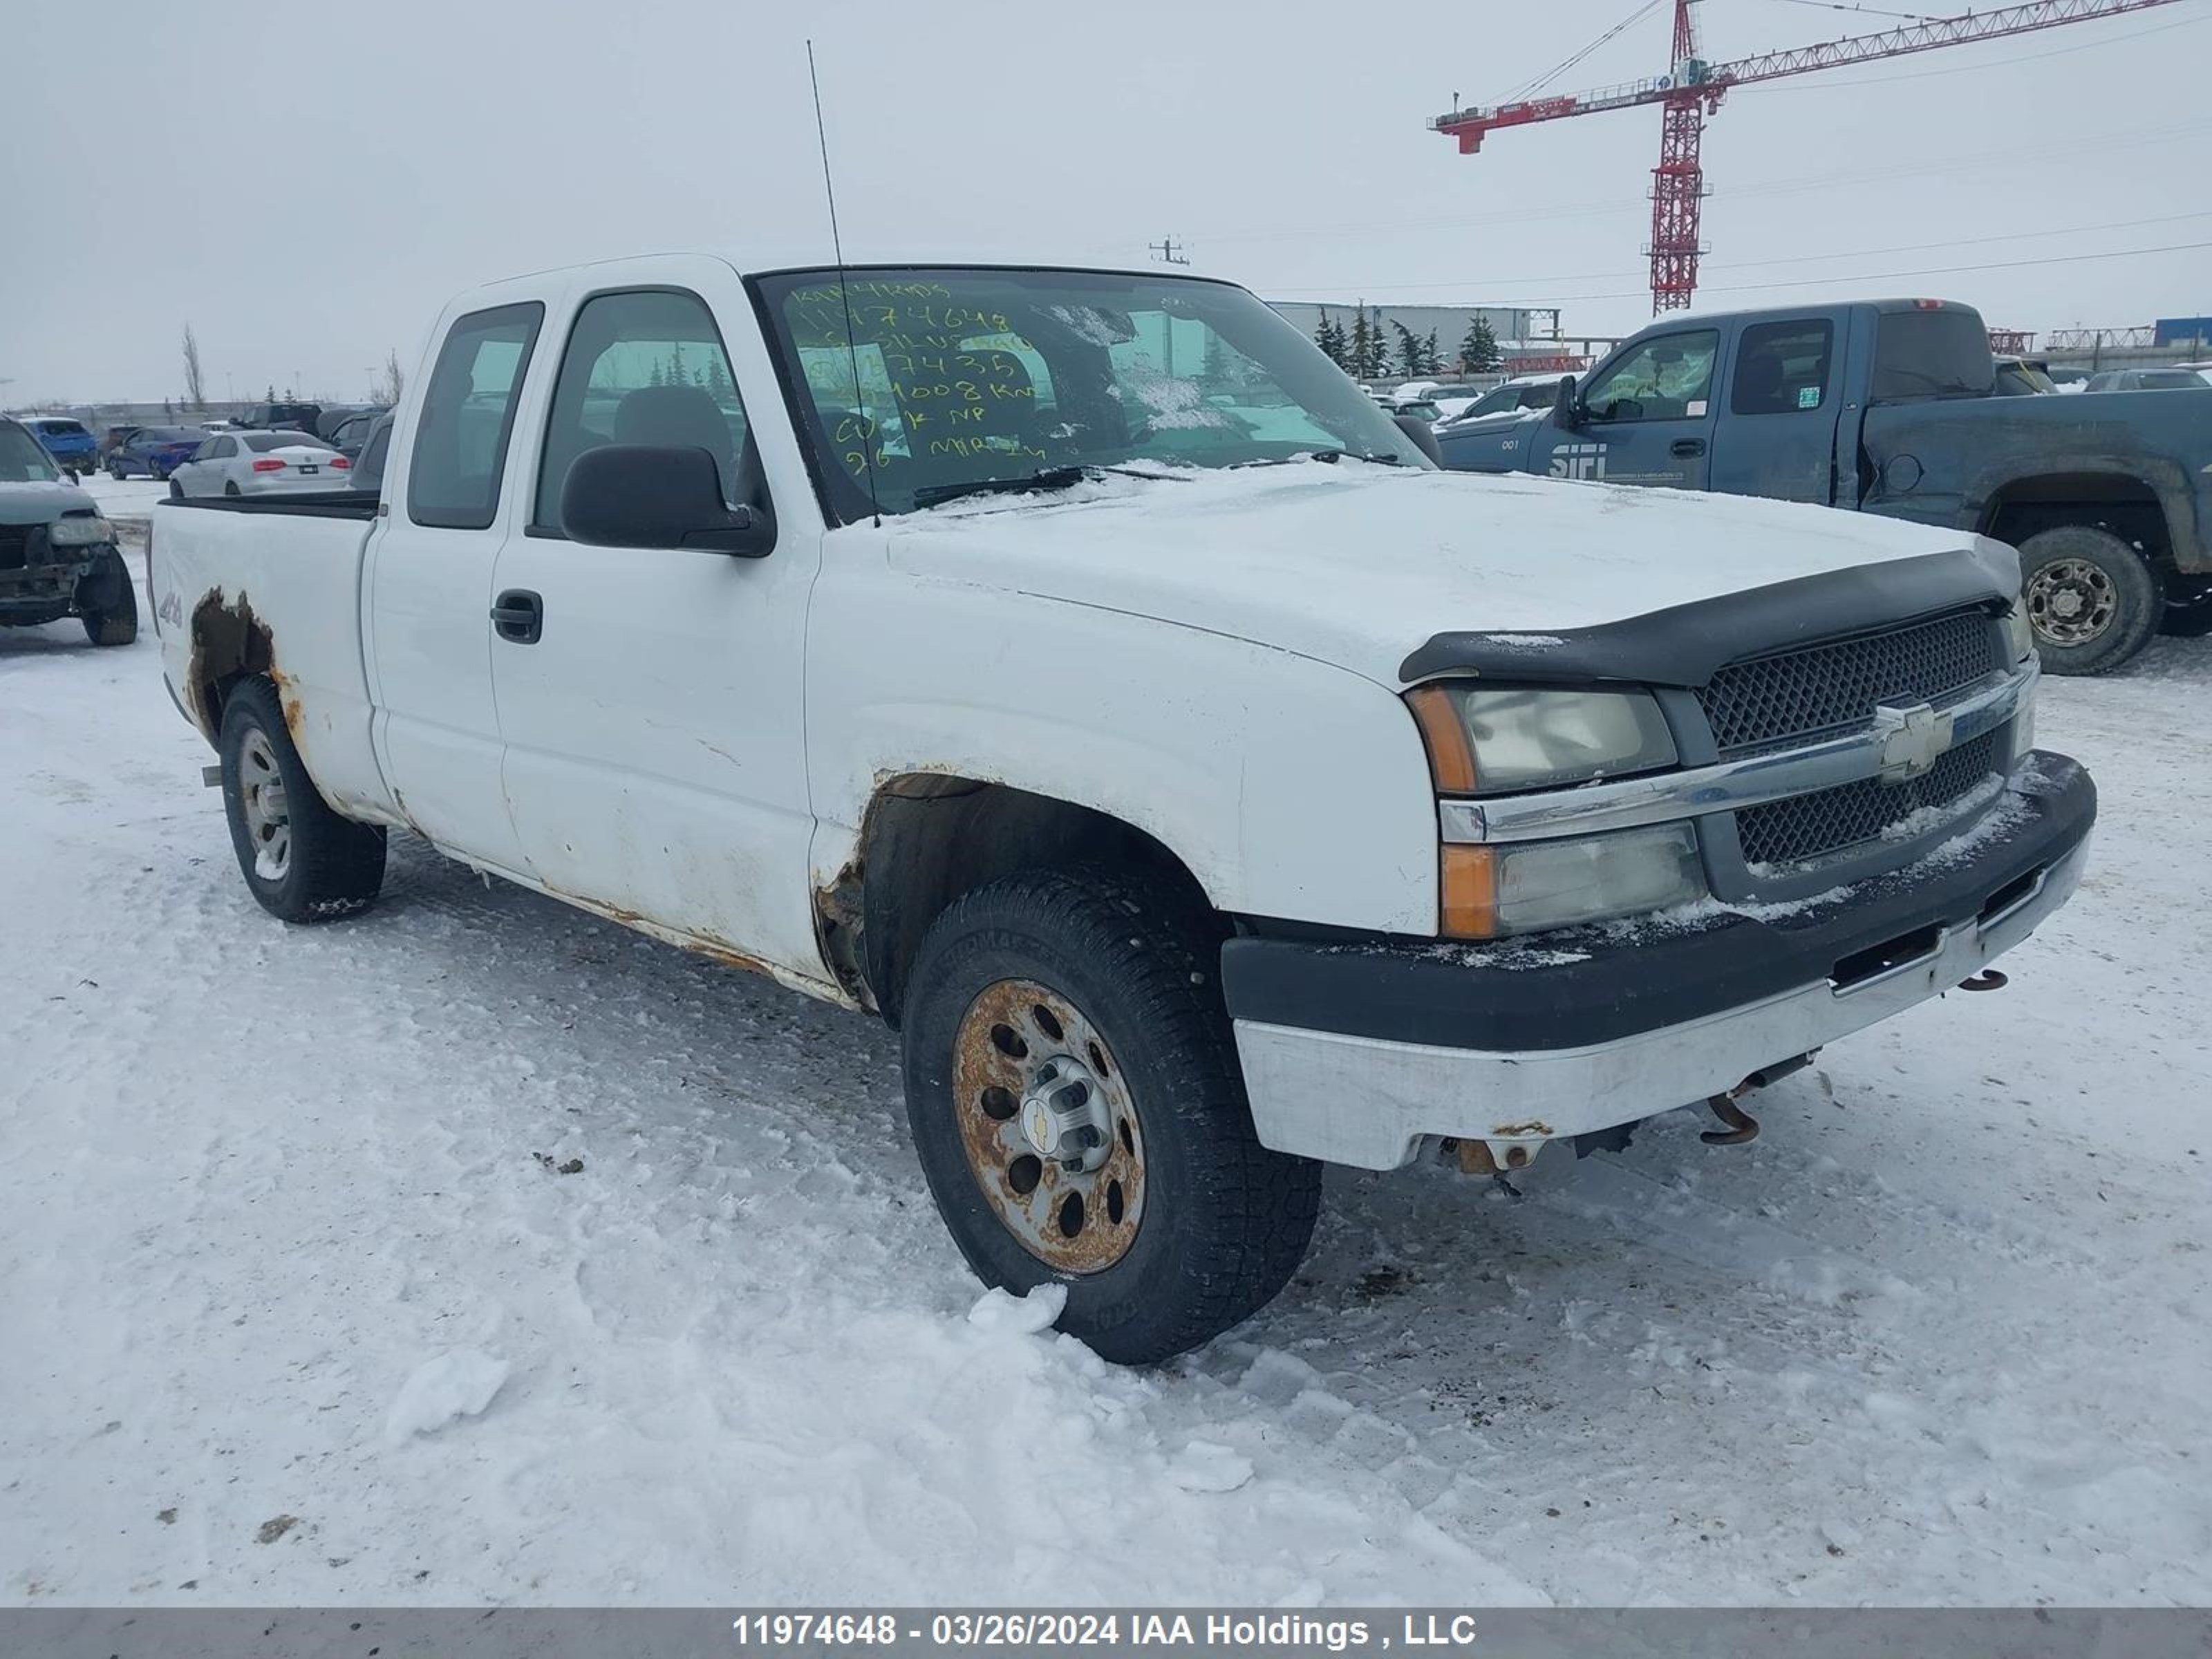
[{"left": 169, "top": 431, "right": 350, "bottom": 498}]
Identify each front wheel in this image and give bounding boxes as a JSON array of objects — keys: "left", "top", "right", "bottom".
[
  {"left": 168, "top": 477, "right": 185, "bottom": 500},
  {"left": 899, "top": 869, "right": 1321, "bottom": 1365},
  {"left": 218, "top": 679, "right": 386, "bottom": 923},
  {"left": 2018, "top": 523, "right": 2160, "bottom": 676},
  {"left": 78, "top": 550, "right": 137, "bottom": 646}
]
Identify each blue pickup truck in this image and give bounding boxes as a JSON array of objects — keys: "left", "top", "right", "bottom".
[{"left": 1437, "top": 299, "right": 2212, "bottom": 674}]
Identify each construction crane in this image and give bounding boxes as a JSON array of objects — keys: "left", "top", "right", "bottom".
[{"left": 1431, "top": 0, "right": 2188, "bottom": 314}]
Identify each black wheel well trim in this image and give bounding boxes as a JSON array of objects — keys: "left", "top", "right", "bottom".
[{"left": 823, "top": 774, "right": 1221, "bottom": 1027}]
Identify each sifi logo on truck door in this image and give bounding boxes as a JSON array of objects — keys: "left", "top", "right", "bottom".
[{"left": 1550, "top": 442, "right": 1608, "bottom": 481}]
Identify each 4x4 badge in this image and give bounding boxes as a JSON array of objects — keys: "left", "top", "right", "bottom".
[{"left": 1873, "top": 702, "right": 1955, "bottom": 783}]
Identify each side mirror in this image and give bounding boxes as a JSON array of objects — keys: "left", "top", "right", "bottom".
[
  {"left": 1391, "top": 411, "right": 1443, "bottom": 466},
  {"left": 1553, "top": 376, "right": 1582, "bottom": 428},
  {"left": 561, "top": 444, "right": 775, "bottom": 557}
]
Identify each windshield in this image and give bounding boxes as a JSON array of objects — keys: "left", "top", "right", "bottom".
[
  {"left": 32, "top": 419, "right": 89, "bottom": 438},
  {"left": 1, "top": 423, "right": 62, "bottom": 481},
  {"left": 1871, "top": 310, "right": 1995, "bottom": 401},
  {"left": 754, "top": 267, "right": 1427, "bottom": 521},
  {"left": 242, "top": 431, "right": 327, "bottom": 453},
  {"left": 2137, "top": 371, "right": 2211, "bottom": 391}
]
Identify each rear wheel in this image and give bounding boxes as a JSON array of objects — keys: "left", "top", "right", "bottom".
[
  {"left": 223, "top": 480, "right": 241, "bottom": 498},
  {"left": 168, "top": 477, "right": 184, "bottom": 500},
  {"left": 2018, "top": 523, "right": 2160, "bottom": 676},
  {"left": 899, "top": 868, "right": 1320, "bottom": 1365},
  {"left": 217, "top": 679, "right": 386, "bottom": 923}
]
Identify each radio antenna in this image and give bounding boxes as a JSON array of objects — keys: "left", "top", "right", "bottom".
[{"left": 806, "top": 39, "right": 881, "bottom": 529}]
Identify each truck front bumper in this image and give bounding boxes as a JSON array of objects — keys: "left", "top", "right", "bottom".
[
  {"left": 1223, "top": 752, "right": 2095, "bottom": 1170},
  {"left": 0, "top": 552, "right": 102, "bottom": 616}
]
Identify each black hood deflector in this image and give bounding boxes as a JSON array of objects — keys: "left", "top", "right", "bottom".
[{"left": 1398, "top": 541, "right": 2018, "bottom": 688}]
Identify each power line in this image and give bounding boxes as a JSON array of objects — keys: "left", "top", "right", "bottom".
[
  {"left": 1306, "top": 238, "right": 2212, "bottom": 307},
  {"left": 1204, "top": 117, "right": 2211, "bottom": 246},
  {"left": 1266, "top": 209, "right": 2212, "bottom": 297},
  {"left": 1761, "top": 1, "right": 1945, "bottom": 20}
]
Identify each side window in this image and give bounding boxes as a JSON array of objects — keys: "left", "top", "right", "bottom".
[
  {"left": 534, "top": 288, "right": 751, "bottom": 532},
  {"left": 1582, "top": 330, "right": 1720, "bottom": 423},
  {"left": 212, "top": 438, "right": 236, "bottom": 460},
  {"left": 1732, "top": 319, "right": 1835, "bottom": 416},
  {"left": 407, "top": 301, "right": 543, "bottom": 530}
]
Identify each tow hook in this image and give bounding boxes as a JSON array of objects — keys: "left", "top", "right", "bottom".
[
  {"left": 1700, "top": 1094, "right": 1762, "bottom": 1146},
  {"left": 1696, "top": 1052, "right": 1815, "bottom": 1147},
  {"left": 1958, "top": 968, "right": 2008, "bottom": 992}
]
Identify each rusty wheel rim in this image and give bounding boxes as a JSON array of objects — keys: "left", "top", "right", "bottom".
[
  {"left": 952, "top": 978, "right": 1147, "bottom": 1274},
  {"left": 238, "top": 726, "right": 292, "bottom": 881},
  {"left": 2027, "top": 556, "right": 2117, "bottom": 647}
]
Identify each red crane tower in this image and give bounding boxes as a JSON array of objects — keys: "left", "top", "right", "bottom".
[{"left": 1432, "top": 0, "right": 2187, "bottom": 314}]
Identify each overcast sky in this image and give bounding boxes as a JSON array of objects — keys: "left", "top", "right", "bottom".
[{"left": 6, "top": 0, "right": 2205, "bottom": 404}]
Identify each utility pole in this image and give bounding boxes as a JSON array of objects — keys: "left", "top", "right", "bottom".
[{"left": 1147, "top": 236, "right": 1192, "bottom": 266}]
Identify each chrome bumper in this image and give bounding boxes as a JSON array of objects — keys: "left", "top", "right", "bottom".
[{"left": 1233, "top": 830, "right": 2088, "bottom": 1172}]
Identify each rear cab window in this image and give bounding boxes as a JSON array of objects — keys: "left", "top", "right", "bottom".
[
  {"left": 1871, "top": 309, "right": 1994, "bottom": 402},
  {"left": 407, "top": 301, "right": 545, "bottom": 530},
  {"left": 1730, "top": 319, "right": 1835, "bottom": 415}
]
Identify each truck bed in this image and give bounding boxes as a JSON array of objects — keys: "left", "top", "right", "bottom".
[
  {"left": 162, "top": 492, "right": 380, "bottom": 520},
  {"left": 150, "top": 496, "right": 397, "bottom": 826}
]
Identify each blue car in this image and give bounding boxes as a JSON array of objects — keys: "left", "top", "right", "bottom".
[
  {"left": 19, "top": 416, "right": 98, "bottom": 476},
  {"left": 106, "top": 425, "right": 209, "bottom": 480}
]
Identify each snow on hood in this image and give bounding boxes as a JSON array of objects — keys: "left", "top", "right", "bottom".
[
  {"left": 884, "top": 461, "right": 1971, "bottom": 686},
  {"left": 0, "top": 479, "right": 93, "bottom": 526}
]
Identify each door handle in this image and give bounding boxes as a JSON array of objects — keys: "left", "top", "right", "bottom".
[
  {"left": 1670, "top": 438, "right": 1707, "bottom": 458},
  {"left": 491, "top": 589, "right": 543, "bottom": 644}
]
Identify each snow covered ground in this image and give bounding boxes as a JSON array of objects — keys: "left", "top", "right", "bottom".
[{"left": 2, "top": 568, "right": 2207, "bottom": 1607}]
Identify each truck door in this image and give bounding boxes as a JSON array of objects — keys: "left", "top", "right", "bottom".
[
  {"left": 364, "top": 300, "right": 544, "bottom": 874},
  {"left": 1528, "top": 327, "right": 1721, "bottom": 490},
  {"left": 488, "top": 275, "right": 827, "bottom": 980},
  {"left": 1706, "top": 315, "right": 1844, "bottom": 504}
]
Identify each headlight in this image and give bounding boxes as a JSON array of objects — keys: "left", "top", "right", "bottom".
[
  {"left": 1441, "top": 823, "right": 1706, "bottom": 939},
  {"left": 1407, "top": 684, "right": 1677, "bottom": 794},
  {"left": 48, "top": 515, "right": 115, "bottom": 547},
  {"left": 2000, "top": 594, "right": 2033, "bottom": 663}
]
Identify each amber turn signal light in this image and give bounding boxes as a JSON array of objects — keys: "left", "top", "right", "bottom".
[
  {"left": 1405, "top": 685, "right": 1477, "bottom": 795},
  {"left": 1440, "top": 844, "right": 1499, "bottom": 939}
]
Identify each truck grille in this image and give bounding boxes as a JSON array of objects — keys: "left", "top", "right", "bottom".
[
  {"left": 0, "top": 523, "right": 31, "bottom": 571},
  {"left": 1698, "top": 611, "right": 1997, "bottom": 756},
  {"left": 1737, "top": 730, "right": 2001, "bottom": 870}
]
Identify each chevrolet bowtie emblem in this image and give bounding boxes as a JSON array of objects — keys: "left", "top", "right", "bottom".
[{"left": 1873, "top": 702, "right": 1955, "bottom": 783}]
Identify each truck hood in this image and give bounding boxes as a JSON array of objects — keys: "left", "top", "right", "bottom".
[
  {"left": 883, "top": 462, "right": 1979, "bottom": 686},
  {"left": 0, "top": 480, "right": 91, "bottom": 525}
]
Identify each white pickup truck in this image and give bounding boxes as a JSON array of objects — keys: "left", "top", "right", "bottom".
[{"left": 150, "top": 254, "right": 2095, "bottom": 1362}]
